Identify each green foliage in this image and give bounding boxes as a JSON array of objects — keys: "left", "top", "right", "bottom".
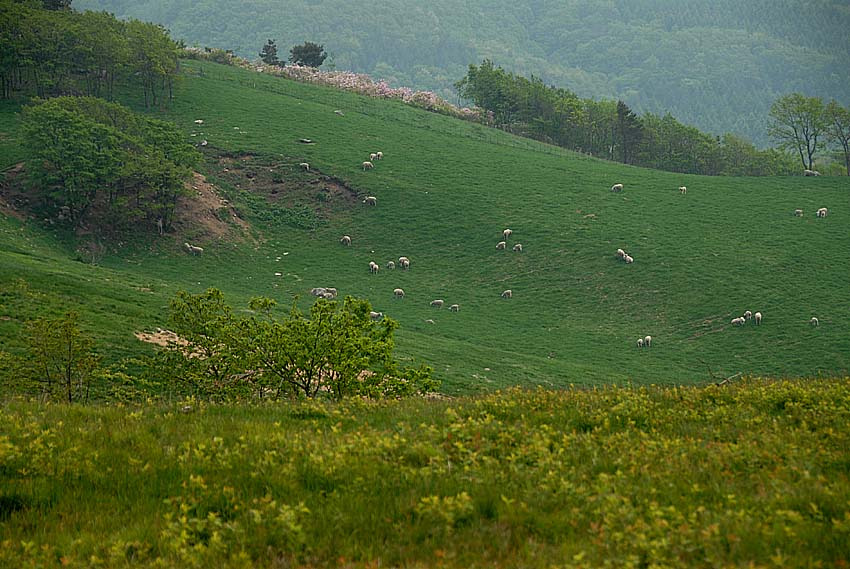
[
  {"left": 149, "top": 288, "right": 437, "bottom": 400},
  {"left": 288, "top": 41, "right": 327, "bottom": 68},
  {"left": 258, "top": 38, "right": 280, "bottom": 67},
  {"left": 769, "top": 93, "right": 827, "bottom": 170},
  {"left": 21, "top": 96, "right": 199, "bottom": 236},
  {"left": 825, "top": 100, "right": 850, "bottom": 175}
]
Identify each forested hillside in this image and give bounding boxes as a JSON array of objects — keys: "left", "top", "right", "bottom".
[{"left": 73, "top": 0, "right": 850, "bottom": 146}]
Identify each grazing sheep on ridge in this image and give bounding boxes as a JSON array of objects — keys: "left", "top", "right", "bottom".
[
  {"left": 501, "top": 289, "right": 512, "bottom": 299},
  {"left": 503, "top": 228, "right": 513, "bottom": 241},
  {"left": 340, "top": 235, "right": 352, "bottom": 246},
  {"left": 184, "top": 242, "right": 204, "bottom": 256},
  {"left": 513, "top": 243, "right": 523, "bottom": 252},
  {"left": 496, "top": 241, "right": 506, "bottom": 250},
  {"left": 754, "top": 312, "right": 762, "bottom": 325},
  {"left": 430, "top": 299, "right": 444, "bottom": 308},
  {"left": 679, "top": 186, "right": 687, "bottom": 194},
  {"left": 299, "top": 162, "right": 310, "bottom": 171},
  {"left": 810, "top": 317, "right": 819, "bottom": 326},
  {"left": 449, "top": 304, "right": 459, "bottom": 312},
  {"left": 363, "top": 196, "right": 377, "bottom": 206},
  {"left": 804, "top": 169, "right": 820, "bottom": 176},
  {"left": 362, "top": 161, "right": 374, "bottom": 170},
  {"left": 637, "top": 338, "right": 644, "bottom": 348},
  {"left": 794, "top": 209, "right": 803, "bottom": 217},
  {"left": 611, "top": 183, "right": 624, "bottom": 193},
  {"left": 644, "top": 335, "right": 652, "bottom": 348},
  {"left": 393, "top": 288, "right": 405, "bottom": 299},
  {"left": 386, "top": 261, "right": 395, "bottom": 270}
]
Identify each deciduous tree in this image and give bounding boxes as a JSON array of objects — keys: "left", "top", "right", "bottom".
[
  {"left": 825, "top": 100, "right": 850, "bottom": 176},
  {"left": 289, "top": 41, "right": 327, "bottom": 67},
  {"left": 768, "top": 93, "right": 826, "bottom": 171}
]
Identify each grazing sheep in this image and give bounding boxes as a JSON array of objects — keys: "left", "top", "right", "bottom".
[
  {"left": 333, "top": 109, "right": 344, "bottom": 115},
  {"left": 369, "top": 261, "right": 379, "bottom": 274},
  {"left": 362, "top": 161, "right": 374, "bottom": 170},
  {"left": 321, "top": 291, "right": 335, "bottom": 300},
  {"left": 299, "top": 162, "right": 310, "bottom": 171},
  {"left": 513, "top": 243, "right": 523, "bottom": 252},
  {"left": 340, "top": 235, "right": 352, "bottom": 246},
  {"left": 744, "top": 310, "right": 753, "bottom": 320},
  {"left": 816, "top": 207, "right": 828, "bottom": 218},
  {"left": 370, "top": 311, "right": 383, "bottom": 321},
  {"left": 644, "top": 335, "right": 652, "bottom": 348},
  {"left": 386, "top": 261, "right": 395, "bottom": 270},
  {"left": 430, "top": 299, "right": 444, "bottom": 308},
  {"left": 449, "top": 304, "right": 459, "bottom": 312},
  {"left": 184, "top": 242, "right": 204, "bottom": 256},
  {"left": 624, "top": 255, "right": 634, "bottom": 264},
  {"left": 325, "top": 288, "right": 338, "bottom": 298},
  {"left": 804, "top": 169, "right": 820, "bottom": 176},
  {"left": 794, "top": 209, "right": 803, "bottom": 217},
  {"left": 679, "top": 186, "right": 687, "bottom": 194},
  {"left": 616, "top": 248, "right": 626, "bottom": 259},
  {"left": 637, "top": 338, "right": 644, "bottom": 348},
  {"left": 611, "top": 183, "right": 624, "bottom": 192},
  {"left": 363, "top": 196, "right": 377, "bottom": 206},
  {"left": 393, "top": 288, "right": 405, "bottom": 299},
  {"left": 501, "top": 289, "right": 512, "bottom": 299},
  {"left": 754, "top": 312, "right": 762, "bottom": 325},
  {"left": 425, "top": 319, "right": 435, "bottom": 324},
  {"left": 810, "top": 316, "right": 819, "bottom": 327},
  {"left": 399, "top": 258, "right": 410, "bottom": 270},
  {"left": 731, "top": 317, "right": 745, "bottom": 326},
  {"left": 199, "top": 140, "right": 208, "bottom": 147},
  {"left": 370, "top": 153, "right": 378, "bottom": 161},
  {"left": 496, "top": 241, "right": 506, "bottom": 250},
  {"left": 398, "top": 256, "right": 409, "bottom": 264},
  {"left": 503, "top": 228, "right": 513, "bottom": 241},
  {"left": 310, "top": 287, "right": 327, "bottom": 296},
  {"left": 376, "top": 151, "right": 383, "bottom": 160},
  {"left": 194, "top": 119, "right": 204, "bottom": 124}
]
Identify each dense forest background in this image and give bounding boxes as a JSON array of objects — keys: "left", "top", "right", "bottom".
[{"left": 73, "top": 0, "right": 850, "bottom": 146}]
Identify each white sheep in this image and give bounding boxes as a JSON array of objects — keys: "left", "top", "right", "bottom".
[
  {"left": 503, "top": 228, "right": 513, "bottom": 241},
  {"left": 731, "top": 317, "right": 745, "bottom": 326},
  {"left": 679, "top": 186, "right": 687, "bottom": 194},
  {"left": 644, "top": 335, "right": 652, "bottom": 348},
  {"left": 340, "top": 235, "right": 352, "bottom": 246},
  {"left": 810, "top": 316, "right": 819, "bottom": 326},
  {"left": 376, "top": 151, "right": 383, "bottom": 160},
  {"left": 496, "top": 241, "right": 506, "bottom": 250},
  {"left": 430, "top": 299, "right": 444, "bottom": 308},
  {"left": 386, "top": 261, "right": 395, "bottom": 270},
  {"left": 611, "top": 183, "right": 624, "bottom": 192},
  {"left": 637, "top": 338, "right": 644, "bottom": 348},
  {"left": 794, "top": 209, "right": 803, "bottom": 217},
  {"left": 362, "top": 161, "right": 374, "bottom": 170},
  {"left": 310, "top": 287, "right": 327, "bottom": 296},
  {"left": 816, "top": 207, "right": 828, "bottom": 218},
  {"left": 321, "top": 291, "right": 335, "bottom": 300},
  {"left": 369, "top": 153, "right": 378, "bottom": 161},
  {"left": 624, "top": 255, "right": 634, "bottom": 264},
  {"left": 325, "top": 288, "right": 338, "bottom": 298},
  {"left": 184, "top": 242, "right": 204, "bottom": 255},
  {"left": 299, "top": 162, "right": 310, "bottom": 171},
  {"left": 369, "top": 261, "right": 379, "bottom": 274},
  {"left": 363, "top": 196, "right": 377, "bottom": 206},
  {"left": 399, "top": 258, "right": 410, "bottom": 270},
  {"left": 194, "top": 119, "right": 204, "bottom": 125},
  {"left": 425, "top": 319, "right": 435, "bottom": 324},
  {"left": 616, "top": 248, "right": 626, "bottom": 259},
  {"left": 744, "top": 310, "right": 753, "bottom": 320},
  {"left": 370, "top": 311, "right": 383, "bottom": 321},
  {"left": 804, "top": 169, "right": 820, "bottom": 176},
  {"left": 513, "top": 243, "right": 523, "bottom": 252},
  {"left": 393, "top": 288, "right": 405, "bottom": 299},
  {"left": 449, "top": 304, "right": 459, "bottom": 312},
  {"left": 501, "top": 289, "right": 512, "bottom": 299},
  {"left": 754, "top": 312, "right": 762, "bottom": 325}
]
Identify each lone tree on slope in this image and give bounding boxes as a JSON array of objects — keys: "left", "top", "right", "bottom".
[
  {"left": 259, "top": 39, "right": 281, "bottom": 66},
  {"left": 768, "top": 93, "right": 826, "bottom": 171},
  {"left": 289, "top": 41, "right": 327, "bottom": 67}
]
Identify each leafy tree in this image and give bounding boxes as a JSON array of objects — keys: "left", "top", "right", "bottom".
[
  {"left": 42, "top": 0, "right": 72, "bottom": 10},
  {"left": 258, "top": 38, "right": 280, "bottom": 66},
  {"left": 768, "top": 93, "right": 826, "bottom": 171},
  {"left": 289, "top": 41, "right": 327, "bottom": 67},
  {"left": 825, "top": 100, "right": 850, "bottom": 176}
]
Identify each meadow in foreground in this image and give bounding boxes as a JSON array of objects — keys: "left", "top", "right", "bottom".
[{"left": 1, "top": 378, "right": 848, "bottom": 568}]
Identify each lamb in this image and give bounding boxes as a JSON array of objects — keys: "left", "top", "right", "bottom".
[
  {"left": 804, "top": 169, "right": 820, "bottom": 176},
  {"left": 184, "top": 242, "right": 204, "bottom": 256},
  {"left": 430, "top": 299, "right": 444, "bottom": 308},
  {"left": 644, "top": 335, "right": 652, "bottom": 348},
  {"left": 794, "top": 209, "right": 803, "bottom": 217},
  {"left": 299, "top": 162, "right": 310, "bottom": 171},
  {"left": 325, "top": 287, "right": 338, "bottom": 298},
  {"left": 810, "top": 316, "right": 819, "bottom": 327},
  {"left": 496, "top": 241, "right": 506, "bottom": 250},
  {"left": 754, "top": 312, "right": 762, "bottom": 325},
  {"left": 340, "top": 235, "right": 352, "bottom": 246},
  {"left": 744, "top": 310, "right": 753, "bottom": 320},
  {"left": 321, "top": 291, "right": 336, "bottom": 300},
  {"left": 362, "top": 161, "right": 374, "bottom": 170},
  {"left": 386, "top": 261, "right": 395, "bottom": 270},
  {"left": 370, "top": 311, "right": 383, "bottom": 321},
  {"left": 624, "top": 255, "right": 634, "bottom": 264},
  {"left": 501, "top": 289, "right": 512, "bottom": 299},
  {"left": 637, "top": 338, "right": 644, "bottom": 348},
  {"left": 731, "top": 317, "right": 745, "bottom": 326},
  {"left": 679, "top": 186, "right": 687, "bottom": 194},
  {"left": 503, "top": 228, "right": 513, "bottom": 241},
  {"left": 393, "top": 288, "right": 405, "bottom": 299},
  {"left": 369, "top": 153, "right": 378, "bottom": 161},
  {"left": 363, "top": 196, "right": 377, "bottom": 206},
  {"left": 816, "top": 207, "right": 828, "bottom": 218},
  {"left": 611, "top": 183, "right": 624, "bottom": 192},
  {"left": 449, "top": 304, "right": 459, "bottom": 312},
  {"left": 369, "top": 261, "right": 379, "bottom": 274},
  {"left": 616, "top": 248, "right": 626, "bottom": 259},
  {"left": 376, "top": 151, "right": 383, "bottom": 160},
  {"left": 513, "top": 243, "right": 523, "bottom": 252}
]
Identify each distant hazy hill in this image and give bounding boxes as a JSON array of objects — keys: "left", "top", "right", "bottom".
[{"left": 59, "top": 1, "right": 850, "bottom": 144}]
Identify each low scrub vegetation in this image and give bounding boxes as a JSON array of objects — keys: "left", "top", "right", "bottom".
[{"left": 1, "top": 378, "right": 848, "bottom": 567}]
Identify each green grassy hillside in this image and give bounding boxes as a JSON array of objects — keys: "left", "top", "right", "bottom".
[{"left": 2, "top": 61, "right": 849, "bottom": 393}]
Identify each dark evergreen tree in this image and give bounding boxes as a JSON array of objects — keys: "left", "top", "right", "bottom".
[
  {"left": 616, "top": 101, "right": 643, "bottom": 165},
  {"left": 259, "top": 38, "right": 280, "bottom": 66},
  {"left": 42, "top": 0, "right": 72, "bottom": 10},
  {"left": 289, "top": 41, "right": 327, "bottom": 67}
]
